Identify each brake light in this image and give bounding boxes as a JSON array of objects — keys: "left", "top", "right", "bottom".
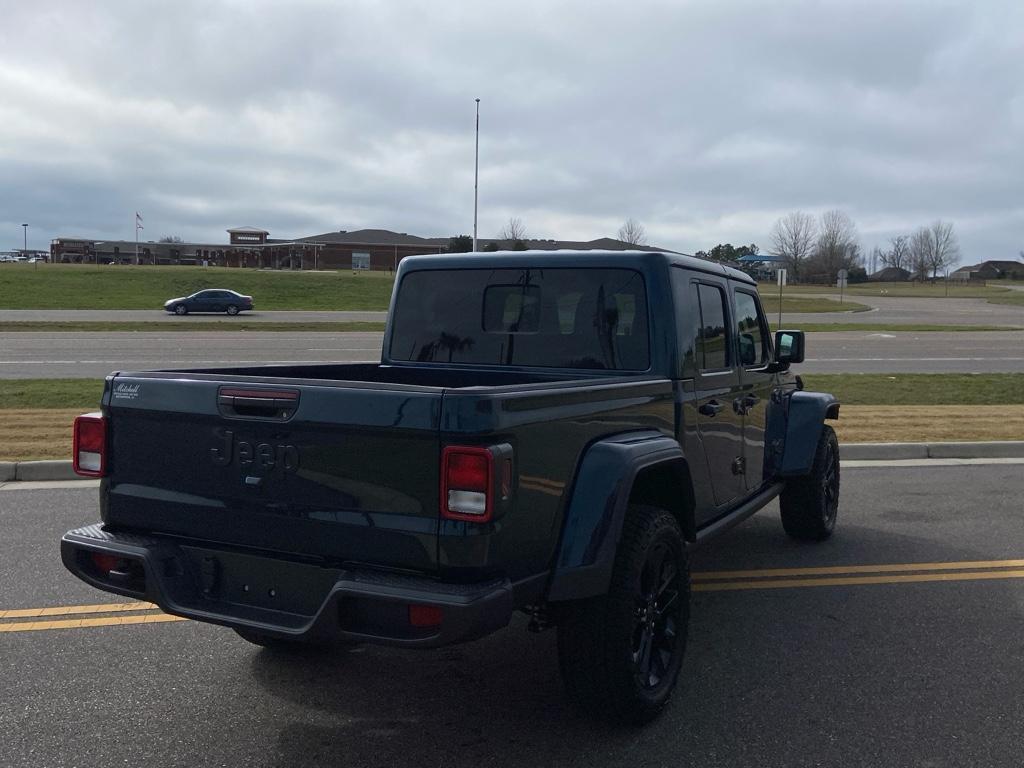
[
  {"left": 73, "top": 413, "right": 107, "bottom": 477},
  {"left": 408, "top": 604, "right": 444, "bottom": 628},
  {"left": 441, "top": 446, "right": 493, "bottom": 522}
]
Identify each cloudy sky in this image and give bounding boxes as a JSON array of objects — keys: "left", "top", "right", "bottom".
[{"left": 2, "top": 0, "right": 1022, "bottom": 262}]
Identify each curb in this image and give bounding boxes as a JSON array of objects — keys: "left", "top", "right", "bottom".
[
  {"left": 839, "top": 441, "right": 1024, "bottom": 461},
  {"left": 5, "top": 441, "right": 1024, "bottom": 483},
  {"left": 1, "top": 460, "right": 79, "bottom": 482}
]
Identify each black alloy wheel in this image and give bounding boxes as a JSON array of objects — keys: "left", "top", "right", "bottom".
[
  {"left": 557, "top": 505, "right": 690, "bottom": 724},
  {"left": 632, "top": 541, "right": 683, "bottom": 691}
]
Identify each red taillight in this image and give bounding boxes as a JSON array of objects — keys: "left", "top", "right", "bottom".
[
  {"left": 90, "top": 552, "right": 123, "bottom": 574},
  {"left": 73, "top": 413, "right": 107, "bottom": 477},
  {"left": 408, "top": 604, "right": 444, "bottom": 628},
  {"left": 441, "top": 446, "right": 493, "bottom": 522}
]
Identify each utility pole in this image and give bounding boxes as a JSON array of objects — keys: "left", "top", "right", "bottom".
[{"left": 473, "top": 98, "right": 480, "bottom": 253}]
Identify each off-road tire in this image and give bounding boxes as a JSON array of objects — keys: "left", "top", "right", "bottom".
[
  {"left": 556, "top": 505, "right": 689, "bottom": 725},
  {"left": 780, "top": 424, "right": 840, "bottom": 541},
  {"left": 226, "top": 305, "right": 239, "bottom": 315},
  {"left": 174, "top": 304, "right": 188, "bottom": 316}
]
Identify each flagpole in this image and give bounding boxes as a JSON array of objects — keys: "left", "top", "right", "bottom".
[
  {"left": 135, "top": 212, "right": 143, "bottom": 265},
  {"left": 473, "top": 98, "right": 480, "bottom": 253}
]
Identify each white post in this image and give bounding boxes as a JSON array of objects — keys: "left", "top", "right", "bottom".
[{"left": 473, "top": 98, "right": 480, "bottom": 252}]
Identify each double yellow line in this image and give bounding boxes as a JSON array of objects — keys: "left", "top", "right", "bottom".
[
  {"left": 4, "top": 558, "right": 1024, "bottom": 633},
  {"left": 693, "top": 558, "right": 1024, "bottom": 592},
  {"left": 0, "top": 601, "right": 185, "bottom": 633}
]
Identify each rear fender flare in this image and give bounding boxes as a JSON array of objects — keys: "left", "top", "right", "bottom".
[
  {"left": 546, "top": 431, "right": 693, "bottom": 602},
  {"left": 778, "top": 391, "right": 840, "bottom": 477}
]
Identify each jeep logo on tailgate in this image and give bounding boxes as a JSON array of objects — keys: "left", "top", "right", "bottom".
[{"left": 211, "top": 429, "right": 299, "bottom": 473}]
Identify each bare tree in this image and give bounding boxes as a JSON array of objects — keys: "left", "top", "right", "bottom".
[
  {"left": 926, "top": 220, "right": 960, "bottom": 278},
  {"left": 909, "top": 221, "right": 961, "bottom": 279},
  {"left": 499, "top": 217, "right": 527, "bottom": 242},
  {"left": 769, "top": 211, "right": 816, "bottom": 280},
  {"left": 159, "top": 235, "right": 184, "bottom": 243},
  {"left": 618, "top": 218, "right": 647, "bottom": 246},
  {"left": 812, "top": 209, "right": 860, "bottom": 279},
  {"left": 909, "top": 228, "right": 932, "bottom": 280},
  {"left": 880, "top": 234, "right": 910, "bottom": 271}
]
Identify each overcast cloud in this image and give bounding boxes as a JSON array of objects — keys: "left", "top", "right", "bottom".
[{"left": 1, "top": 0, "right": 1022, "bottom": 261}]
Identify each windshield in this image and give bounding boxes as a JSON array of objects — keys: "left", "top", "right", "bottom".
[{"left": 389, "top": 267, "right": 649, "bottom": 370}]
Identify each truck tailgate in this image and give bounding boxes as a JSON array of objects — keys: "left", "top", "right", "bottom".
[{"left": 102, "top": 374, "right": 442, "bottom": 573}]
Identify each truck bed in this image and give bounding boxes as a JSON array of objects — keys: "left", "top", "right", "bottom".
[{"left": 99, "top": 363, "right": 672, "bottom": 585}]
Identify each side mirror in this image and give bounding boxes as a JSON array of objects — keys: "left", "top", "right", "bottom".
[{"left": 774, "top": 330, "right": 805, "bottom": 365}]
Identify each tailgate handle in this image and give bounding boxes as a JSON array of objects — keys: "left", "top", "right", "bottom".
[{"left": 218, "top": 387, "right": 299, "bottom": 421}]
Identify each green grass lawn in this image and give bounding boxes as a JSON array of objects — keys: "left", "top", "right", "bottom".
[
  {"left": 758, "top": 281, "right": 1015, "bottom": 299},
  {"left": 986, "top": 293, "right": 1024, "bottom": 306},
  {"left": 759, "top": 296, "right": 870, "bottom": 313},
  {"left": 0, "top": 264, "right": 395, "bottom": 310},
  {"left": 800, "top": 373, "right": 1024, "bottom": 405},
  {"left": 775, "top": 324, "right": 1022, "bottom": 333},
  {"left": 0, "top": 321, "right": 386, "bottom": 333}
]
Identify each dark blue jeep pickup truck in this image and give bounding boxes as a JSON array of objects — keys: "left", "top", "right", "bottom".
[{"left": 62, "top": 250, "right": 840, "bottom": 723}]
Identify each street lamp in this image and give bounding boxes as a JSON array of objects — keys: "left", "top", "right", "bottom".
[{"left": 22, "top": 223, "right": 27, "bottom": 256}]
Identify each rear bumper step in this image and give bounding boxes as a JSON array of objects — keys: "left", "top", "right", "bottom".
[{"left": 61, "top": 524, "right": 513, "bottom": 648}]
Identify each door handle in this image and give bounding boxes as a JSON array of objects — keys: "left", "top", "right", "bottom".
[
  {"left": 699, "top": 401, "right": 724, "bottom": 417},
  {"left": 733, "top": 395, "right": 760, "bottom": 415}
]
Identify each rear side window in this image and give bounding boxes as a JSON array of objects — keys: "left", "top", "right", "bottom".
[
  {"left": 734, "top": 291, "right": 769, "bottom": 366},
  {"left": 696, "top": 284, "right": 730, "bottom": 371},
  {"left": 390, "top": 268, "right": 650, "bottom": 370}
]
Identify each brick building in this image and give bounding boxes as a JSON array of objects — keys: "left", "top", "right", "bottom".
[{"left": 51, "top": 227, "right": 669, "bottom": 270}]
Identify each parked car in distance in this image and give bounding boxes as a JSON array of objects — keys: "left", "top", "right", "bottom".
[{"left": 164, "top": 289, "right": 253, "bottom": 315}]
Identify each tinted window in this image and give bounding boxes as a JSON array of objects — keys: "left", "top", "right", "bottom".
[
  {"left": 390, "top": 268, "right": 649, "bottom": 370},
  {"left": 734, "top": 291, "right": 768, "bottom": 366},
  {"left": 696, "top": 284, "right": 730, "bottom": 370}
]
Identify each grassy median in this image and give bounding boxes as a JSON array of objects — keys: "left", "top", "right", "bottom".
[
  {"left": 1, "top": 263, "right": 861, "bottom": 313},
  {"left": 2, "top": 373, "right": 1022, "bottom": 461},
  {"left": 0, "top": 264, "right": 396, "bottom": 310},
  {"left": 0, "top": 321, "right": 387, "bottom": 333}
]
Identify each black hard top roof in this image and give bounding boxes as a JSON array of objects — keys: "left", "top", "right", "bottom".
[{"left": 398, "top": 249, "right": 755, "bottom": 284}]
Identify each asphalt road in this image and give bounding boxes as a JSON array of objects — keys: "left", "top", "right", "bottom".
[
  {"left": 2, "top": 330, "right": 1023, "bottom": 378},
  {"left": 3, "top": 462, "right": 1024, "bottom": 767},
  {"left": 3, "top": 293, "right": 1023, "bottom": 327}
]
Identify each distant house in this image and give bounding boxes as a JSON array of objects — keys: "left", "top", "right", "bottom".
[
  {"left": 735, "top": 253, "right": 786, "bottom": 280},
  {"left": 949, "top": 260, "right": 1024, "bottom": 282},
  {"left": 868, "top": 267, "right": 912, "bottom": 282}
]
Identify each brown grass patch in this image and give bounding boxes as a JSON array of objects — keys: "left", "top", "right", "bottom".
[
  {"left": 834, "top": 405, "right": 1024, "bottom": 443},
  {"left": 2, "top": 405, "right": 1021, "bottom": 461},
  {"left": 0, "top": 409, "right": 80, "bottom": 461}
]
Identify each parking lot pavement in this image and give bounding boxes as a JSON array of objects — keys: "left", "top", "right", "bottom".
[{"left": 2, "top": 464, "right": 1023, "bottom": 768}]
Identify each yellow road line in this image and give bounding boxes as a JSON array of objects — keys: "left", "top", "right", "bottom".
[
  {"left": 693, "top": 559, "right": 1024, "bottom": 582},
  {"left": 0, "top": 602, "right": 156, "bottom": 620},
  {"left": 0, "top": 613, "right": 187, "bottom": 633},
  {"left": 693, "top": 568, "right": 1024, "bottom": 592}
]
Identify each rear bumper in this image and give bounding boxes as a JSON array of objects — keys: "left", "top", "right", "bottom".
[{"left": 61, "top": 524, "right": 513, "bottom": 648}]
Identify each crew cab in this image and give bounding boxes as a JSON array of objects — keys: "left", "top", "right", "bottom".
[{"left": 62, "top": 250, "right": 840, "bottom": 723}]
